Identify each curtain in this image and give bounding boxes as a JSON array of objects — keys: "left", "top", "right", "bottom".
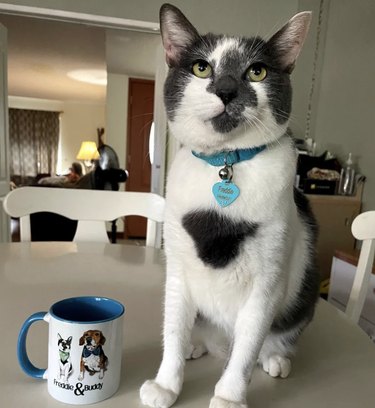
[{"left": 9, "top": 108, "right": 60, "bottom": 184}]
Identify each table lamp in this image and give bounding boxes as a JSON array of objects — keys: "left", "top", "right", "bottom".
[{"left": 76, "top": 141, "right": 100, "bottom": 173}]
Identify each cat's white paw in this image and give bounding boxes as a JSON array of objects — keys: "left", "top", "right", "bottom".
[
  {"left": 140, "top": 380, "right": 178, "bottom": 408},
  {"left": 209, "top": 396, "right": 248, "bottom": 408},
  {"left": 185, "top": 343, "right": 208, "bottom": 360},
  {"left": 261, "top": 355, "right": 291, "bottom": 378}
]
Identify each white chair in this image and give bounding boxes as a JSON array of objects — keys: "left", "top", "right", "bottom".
[
  {"left": 3, "top": 187, "right": 165, "bottom": 247},
  {"left": 345, "top": 210, "right": 375, "bottom": 323}
]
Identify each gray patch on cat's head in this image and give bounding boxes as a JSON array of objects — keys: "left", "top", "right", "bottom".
[
  {"left": 163, "top": 33, "right": 220, "bottom": 120},
  {"left": 160, "top": 4, "right": 311, "bottom": 138}
]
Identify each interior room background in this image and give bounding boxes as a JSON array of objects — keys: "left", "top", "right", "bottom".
[{"left": 0, "top": 0, "right": 374, "bottom": 212}]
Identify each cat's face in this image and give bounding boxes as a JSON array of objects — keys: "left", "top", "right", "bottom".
[{"left": 160, "top": 4, "right": 311, "bottom": 153}]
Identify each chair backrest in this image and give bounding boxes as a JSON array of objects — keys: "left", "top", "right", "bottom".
[
  {"left": 346, "top": 211, "right": 375, "bottom": 323},
  {"left": 3, "top": 187, "right": 165, "bottom": 247}
]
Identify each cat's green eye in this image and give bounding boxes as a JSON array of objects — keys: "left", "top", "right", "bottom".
[
  {"left": 247, "top": 64, "right": 267, "bottom": 82},
  {"left": 192, "top": 60, "right": 212, "bottom": 78}
]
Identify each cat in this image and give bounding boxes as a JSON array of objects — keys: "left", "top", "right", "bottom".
[{"left": 140, "top": 4, "right": 319, "bottom": 408}]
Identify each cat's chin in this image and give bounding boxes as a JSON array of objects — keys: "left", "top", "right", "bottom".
[
  {"left": 170, "top": 115, "right": 287, "bottom": 154},
  {"left": 210, "top": 112, "right": 240, "bottom": 134}
]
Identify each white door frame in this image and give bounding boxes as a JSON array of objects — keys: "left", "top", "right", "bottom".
[
  {"left": 0, "top": 2, "right": 167, "bottom": 197},
  {"left": 0, "top": 3, "right": 159, "bottom": 32},
  {"left": 0, "top": 22, "right": 9, "bottom": 241}
]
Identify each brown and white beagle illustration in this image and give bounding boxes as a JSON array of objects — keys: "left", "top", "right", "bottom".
[{"left": 78, "top": 330, "right": 108, "bottom": 381}]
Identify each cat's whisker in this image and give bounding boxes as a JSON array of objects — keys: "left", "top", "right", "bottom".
[
  {"left": 242, "top": 116, "right": 269, "bottom": 145},
  {"left": 262, "top": 17, "right": 289, "bottom": 42},
  {"left": 255, "top": 106, "right": 304, "bottom": 134},
  {"left": 252, "top": 105, "right": 291, "bottom": 123},
  {"left": 249, "top": 38, "right": 267, "bottom": 58},
  {"left": 244, "top": 114, "right": 284, "bottom": 149},
  {"left": 198, "top": 33, "right": 211, "bottom": 50},
  {"left": 243, "top": 111, "right": 272, "bottom": 134},
  {"left": 130, "top": 112, "right": 154, "bottom": 120}
]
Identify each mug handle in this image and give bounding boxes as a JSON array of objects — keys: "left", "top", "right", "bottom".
[{"left": 17, "top": 312, "right": 48, "bottom": 379}]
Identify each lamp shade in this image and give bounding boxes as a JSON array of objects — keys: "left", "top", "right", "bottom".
[{"left": 76, "top": 141, "right": 100, "bottom": 161}]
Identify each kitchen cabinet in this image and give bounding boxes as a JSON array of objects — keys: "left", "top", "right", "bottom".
[{"left": 307, "top": 183, "right": 363, "bottom": 280}]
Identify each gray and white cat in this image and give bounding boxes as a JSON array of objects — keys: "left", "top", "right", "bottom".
[{"left": 141, "top": 4, "right": 319, "bottom": 408}]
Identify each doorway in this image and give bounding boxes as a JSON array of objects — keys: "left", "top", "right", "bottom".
[
  {"left": 125, "top": 78, "right": 155, "bottom": 239},
  {"left": 0, "top": 4, "right": 167, "bottom": 243}
]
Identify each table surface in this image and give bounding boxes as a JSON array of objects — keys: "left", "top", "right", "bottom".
[{"left": 1, "top": 242, "right": 375, "bottom": 408}]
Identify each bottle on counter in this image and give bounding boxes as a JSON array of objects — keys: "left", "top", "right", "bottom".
[{"left": 338, "top": 153, "right": 355, "bottom": 195}]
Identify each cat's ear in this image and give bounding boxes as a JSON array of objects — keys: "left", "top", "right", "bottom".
[
  {"left": 267, "top": 11, "right": 312, "bottom": 74},
  {"left": 160, "top": 3, "right": 200, "bottom": 67}
]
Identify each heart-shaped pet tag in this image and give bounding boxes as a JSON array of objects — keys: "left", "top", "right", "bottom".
[{"left": 212, "top": 181, "right": 240, "bottom": 207}]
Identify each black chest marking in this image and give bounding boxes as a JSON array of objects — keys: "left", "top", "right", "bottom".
[{"left": 182, "top": 210, "right": 259, "bottom": 268}]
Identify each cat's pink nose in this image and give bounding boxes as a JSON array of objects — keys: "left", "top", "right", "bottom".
[{"left": 215, "top": 75, "right": 238, "bottom": 105}]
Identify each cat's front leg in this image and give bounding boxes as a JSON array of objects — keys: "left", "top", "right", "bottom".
[
  {"left": 210, "top": 276, "right": 284, "bottom": 408},
  {"left": 140, "top": 261, "right": 196, "bottom": 408}
]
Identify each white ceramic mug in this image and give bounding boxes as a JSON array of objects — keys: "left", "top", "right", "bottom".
[{"left": 17, "top": 296, "right": 125, "bottom": 405}]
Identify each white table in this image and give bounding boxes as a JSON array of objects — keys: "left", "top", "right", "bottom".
[{"left": 1, "top": 242, "right": 375, "bottom": 407}]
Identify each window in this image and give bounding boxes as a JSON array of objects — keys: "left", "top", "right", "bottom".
[{"left": 9, "top": 108, "right": 60, "bottom": 185}]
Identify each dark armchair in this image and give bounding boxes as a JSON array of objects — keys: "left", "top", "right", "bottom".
[{"left": 28, "top": 144, "right": 128, "bottom": 243}]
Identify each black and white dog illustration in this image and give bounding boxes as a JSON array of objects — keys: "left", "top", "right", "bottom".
[
  {"left": 57, "top": 334, "right": 73, "bottom": 382},
  {"left": 78, "top": 330, "right": 108, "bottom": 380}
]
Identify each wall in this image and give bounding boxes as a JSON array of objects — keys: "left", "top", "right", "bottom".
[
  {"left": 105, "top": 73, "right": 128, "bottom": 171},
  {"left": 8, "top": 96, "right": 106, "bottom": 174},
  {"left": 291, "top": 0, "right": 330, "bottom": 139},
  {"left": 59, "top": 101, "right": 105, "bottom": 173},
  {"left": 0, "top": 24, "right": 9, "bottom": 242},
  {"left": 311, "top": 0, "right": 375, "bottom": 211},
  {"left": 0, "top": 0, "right": 299, "bottom": 37},
  {"left": 105, "top": 73, "right": 129, "bottom": 233}
]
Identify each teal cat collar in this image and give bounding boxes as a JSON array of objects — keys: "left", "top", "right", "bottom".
[
  {"left": 192, "top": 145, "right": 266, "bottom": 166},
  {"left": 192, "top": 145, "right": 267, "bottom": 208}
]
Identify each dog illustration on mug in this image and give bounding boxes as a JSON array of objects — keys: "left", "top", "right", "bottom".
[
  {"left": 57, "top": 334, "right": 73, "bottom": 383},
  {"left": 78, "top": 330, "right": 108, "bottom": 380}
]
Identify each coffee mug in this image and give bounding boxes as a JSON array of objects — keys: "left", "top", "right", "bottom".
[{"left": 17, "top": 296, "right": 125, "bottom": 405}]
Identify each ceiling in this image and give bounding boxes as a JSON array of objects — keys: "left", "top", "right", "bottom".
[{"left": 0, "top": 13, "right": 160, "bottom": 103}]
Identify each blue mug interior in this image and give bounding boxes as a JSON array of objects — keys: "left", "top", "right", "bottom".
[{"left": 50, "top": 296, "right": 124, "bottom": 323}]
